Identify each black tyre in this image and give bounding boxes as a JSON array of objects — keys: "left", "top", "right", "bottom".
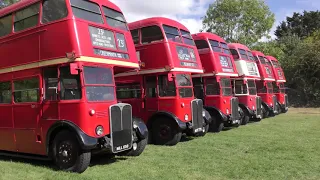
[
  {"left": 209, "top": 116, "right": 224, "bottom": 133},
  {"left": 275, "top": 103, "right": 281, "bottom": 115},
  {"left": 152, "top": 118, "right": 182, "bottom": 146},
  {"left": 198, "top": 124, "right": 209, "bottom": 136},
  {"left": 262, "top": 104, "right": 269, "bottom": 119},
  {"left": 52, "top": 130, "right": 91, "bottom": 173},
  {"left": 282, "top": 107, "right": 288, "bottom": 113},
  {"left": 118, "top": 135, "right": 148, "bottom": 156},
  {"left": 239, "top": 107, "right": 249, "bottom": 125}
]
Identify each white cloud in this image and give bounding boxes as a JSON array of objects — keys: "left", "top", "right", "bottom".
[{"left": 109, "top": 0, "right": 211, "bottom": 33}]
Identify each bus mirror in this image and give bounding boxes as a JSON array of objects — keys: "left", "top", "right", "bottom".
[
  {"left": 70, "top": 63, "right": 79, "bottom": 75},
  {"left": 168, "top": 73, "right": 174, "bottom": 81}
]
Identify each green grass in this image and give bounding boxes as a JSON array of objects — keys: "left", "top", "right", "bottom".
[{"left": 0, "top": 108, "right": 320, "bottom": 180}]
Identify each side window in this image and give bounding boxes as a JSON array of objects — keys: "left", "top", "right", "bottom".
[
  {"left": 14, "top": 3, "right": 39, "bottom": 32},
  {"left": 60, "top": 66, "right": 82, "bottom": 100},
  {"left": 0, "top": 81, "right": 11, "bottom": 104},
  {"left": 130, "top": 29, "right": 139, "bottom": 44},
  {"left": 43, "top": 67, "right": 58, "bottom": 101},
  {"left": 116, "top": 83, "right": 141, "bottom": 99},
  {"left": 0, "top": 15, "right": 12, "bottom": 37},
  {"left": 205, "top": 78, "right": 220, "bottom": 95},
  {"left": 14, "top": 78, "right": 39, "bottom": 103},
  {"left": 195, "top": 40, "right": 209, "bottom": 50},
  {"left": 145, "top": 76, "right": 157, "bottom": 98},
  {"left": 158, "top": 75, "right": 176, "bottom": 97},
  {"left": 141, "top": 26, "right": 164, "bottom": 44},
  {"left": 234, "top": 80, "right": 248, "bottom": 94},
  {"left": 42, "top": 0, "right": 68, "bottom": 23},
  {"left": 70, "top": 0, "right": 103, "bottom": 24},
  {"left": 256, "top": 81, "right": 266, "bottom": 93}
]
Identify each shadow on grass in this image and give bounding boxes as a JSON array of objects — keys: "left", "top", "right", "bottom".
[{"left": 0, "top": 152, "right": 128, "bottom": 171}]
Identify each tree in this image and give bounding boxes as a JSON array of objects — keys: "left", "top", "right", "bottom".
[
  {"left": 202, "top": 0, "right": 275, "bottom": 46},
  {"left": 0, "top": 0, "right": 20, "bottom": 9},
  {"left": 275, "top": 11, "right": 320, "bottom": 39},
  {"left": 250, "top": 40, "right": 284, "bottom": 60}
]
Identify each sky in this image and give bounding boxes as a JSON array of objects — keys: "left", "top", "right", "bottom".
[{"left": 110, "top": 0, "right": 320, "bottom": 40}]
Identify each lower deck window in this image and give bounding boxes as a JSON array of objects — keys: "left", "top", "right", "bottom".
[
  {"left": 116, "top": 83, "right": 141, "bottom": 99},
  {"left": 14, "top": 78, "right": 39, "bottom": 103},
  {"left": 0, "top": 82, "right": 11, "bottom": 104}
]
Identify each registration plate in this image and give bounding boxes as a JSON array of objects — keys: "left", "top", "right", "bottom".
[{"left": 115, "top": 144, "right": 130, "bottom": 152}]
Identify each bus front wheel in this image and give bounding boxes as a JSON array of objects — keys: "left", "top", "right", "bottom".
[
  {"left": 52, "top": 130, "right": 91, "bottom": 173},
  {"left": 152, "top": 118, "right": 182, "bottom": 146}
]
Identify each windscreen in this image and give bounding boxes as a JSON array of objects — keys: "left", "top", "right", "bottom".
[
  {"left": 84, "top": 67, "right": 115, "bottom": 101},
  {"left": 176, "top": 74, "right": 193, "bottom": 98},
  {"left": 247, "top": 80, "right": 257, "bottom": 95},
  {"left": 221, "top": 78, "right": 232, "bottom": 96}
]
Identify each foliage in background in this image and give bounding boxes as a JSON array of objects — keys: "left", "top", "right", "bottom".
[
  {"left": 202, "top": 0, "right": 275, "bottom": 46},
  {"left": 0, "top": 0, "right": 20, "bottom": 8},
  {"left": 275, "top": 11, "right": 320, "bottom": 39}
]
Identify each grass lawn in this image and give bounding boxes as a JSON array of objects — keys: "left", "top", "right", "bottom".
[{"left": 0, "top": 108, "right": 319, "bottom": 180}]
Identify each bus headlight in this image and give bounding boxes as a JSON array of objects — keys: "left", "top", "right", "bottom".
[
  {"left": 226, "top": 109, "right": 229, "bottom": 114},
  {"left": 184, "top": 114, "right": 189, "bottom": 121},
  {"left": 96, "top": 126, "right": 104, "bottom": 136},
  {"left": 252, "top": 106, "right": 255, "bottom": 110},
  {"left": 202, "top": 111, "right": 206, "bottom": 117}
]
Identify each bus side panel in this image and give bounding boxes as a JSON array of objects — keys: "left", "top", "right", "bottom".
[
  {"left": 40, "top": 21, "right": 75, "bottom": 60},
  {"left": 0, "top": 105, "right": 15, "bottom": 151},
  {"left": 0, "top": 32, "right": 39, "bottom": 69}
]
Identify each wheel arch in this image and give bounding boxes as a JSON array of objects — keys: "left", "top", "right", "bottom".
[
  {"left": 46, "top": 121, "right": 98, "bottom": 156},
  {"left": 147, "top": 111, "right": 187, "bottom": 131}
]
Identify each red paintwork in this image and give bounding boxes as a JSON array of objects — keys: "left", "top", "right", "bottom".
[
  {"left": 228, "top": 43, "right": 259, "bottom": 112},
  {"left": 266, "top": 56, "right": 286, "bottom": 82},
  {"left": 252, "top": 51, "right": 276, "bottom": 107},
  {"left": 116, "top": 73, "right": 194, "bottom": 124},
  {"left": 0, "top": 0, "right": 137, "bottom": 155},
  {"left": 266, "top": 56, "right": 287, "bottom": 105},
  {"left": 192, "top": 32, "right": 238, "bottom": 115},
  {"left": 128, "top": 17, "right": 203, "bottom": 72},
  {"left": 116, "top": 17, "right": 202, "bottom": 128}
]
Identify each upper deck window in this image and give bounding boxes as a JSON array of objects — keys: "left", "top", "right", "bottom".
[
  {"left": 209, "top": 40, "right": 221, "bottom": 52},
  {"left": 0, "top": 15, "right": 12, "bottom": 37},
  {"left": 14, "top": 3, "right": 39, "bottom": 32},
  {"left": 271, "top": 60, "right": 280, "bottom": 68},
  {"left": 130, "top": 29, "right": 139, "bottom": 44},
  {"left": 42, "top": 0, "right": 68, "bottom": 23},
  {"left": 163, "top": 25, "right": 182, "bottom": 43},
  {"left": 220, "top": 42, "right": 231, "bottom": 54},
  {"left": 239, "top": 49, "right": 248, "bottom": 60},
  {"left": 195, "top": 40, "right": 209, "bottom": 49},
  {"left": 70, "top": 0, "right": 103, "bottom": 24},
  {"left": 247, "top": 51, "right": 255, "bottom": 61},
  {"left": 141, "top": 25, "right": 164, "bottom": 44},
  {"left": 258, "top": 56, "right": 266, "bottom": 64},
  {"left": 103, "top": 7, "right": 127, "bottom": 31},
  {"left": 180, "top": 30, "right": 195, "bottom": 46},
  {"left": 265, "top": 59, "right": 272, "bottom": 66},
  {"left": 230, "top": 49, "right": 240, "bottom": 60}
]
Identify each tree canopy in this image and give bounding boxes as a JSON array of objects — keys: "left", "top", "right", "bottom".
[
  {"left": 202, "top": 0, "right": 275, "bottom": 46},
  {"left": 275, "top": 11, "right": 320, "bottom": 39},
  {"left": 0, "top": 0, "right": 20, "bottom": 9}
]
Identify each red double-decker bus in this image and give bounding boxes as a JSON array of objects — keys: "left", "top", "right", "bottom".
[
  {"left": 266, "top": 55, "right": 288, "bottom": 113},
  {"left": 0, "top": 0, "right": 148, "bottom": 173},
  {"left": 191, "top": 32, "right": 241, "bottom": 132},
  {"left": 228, "top": 43, "right": 263, "bottom": 122},
  {"left": 251, "top": 51, "right": 278, "bottom": 117},
  {"left": 115, "top": 17, "right": 212, "bottom": 146}
]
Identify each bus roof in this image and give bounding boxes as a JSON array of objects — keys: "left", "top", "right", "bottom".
[
  {"left": 0, "top": 0, "right": 122, "bottom": 17},
  {"left": 192, "top": 32, "right": 226, "bottom": 43},
  {"left": 128, "top": 17, "right": 189, "bottom": 32},
  {"left": 228, "top": 43, "right": 251, "bottom": 51},
  {"left": 266, "top": 55, "right": 278, "bottom": 62},
  {"left": 252, "top": 50, "right": 266, "bottom": 57}
]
